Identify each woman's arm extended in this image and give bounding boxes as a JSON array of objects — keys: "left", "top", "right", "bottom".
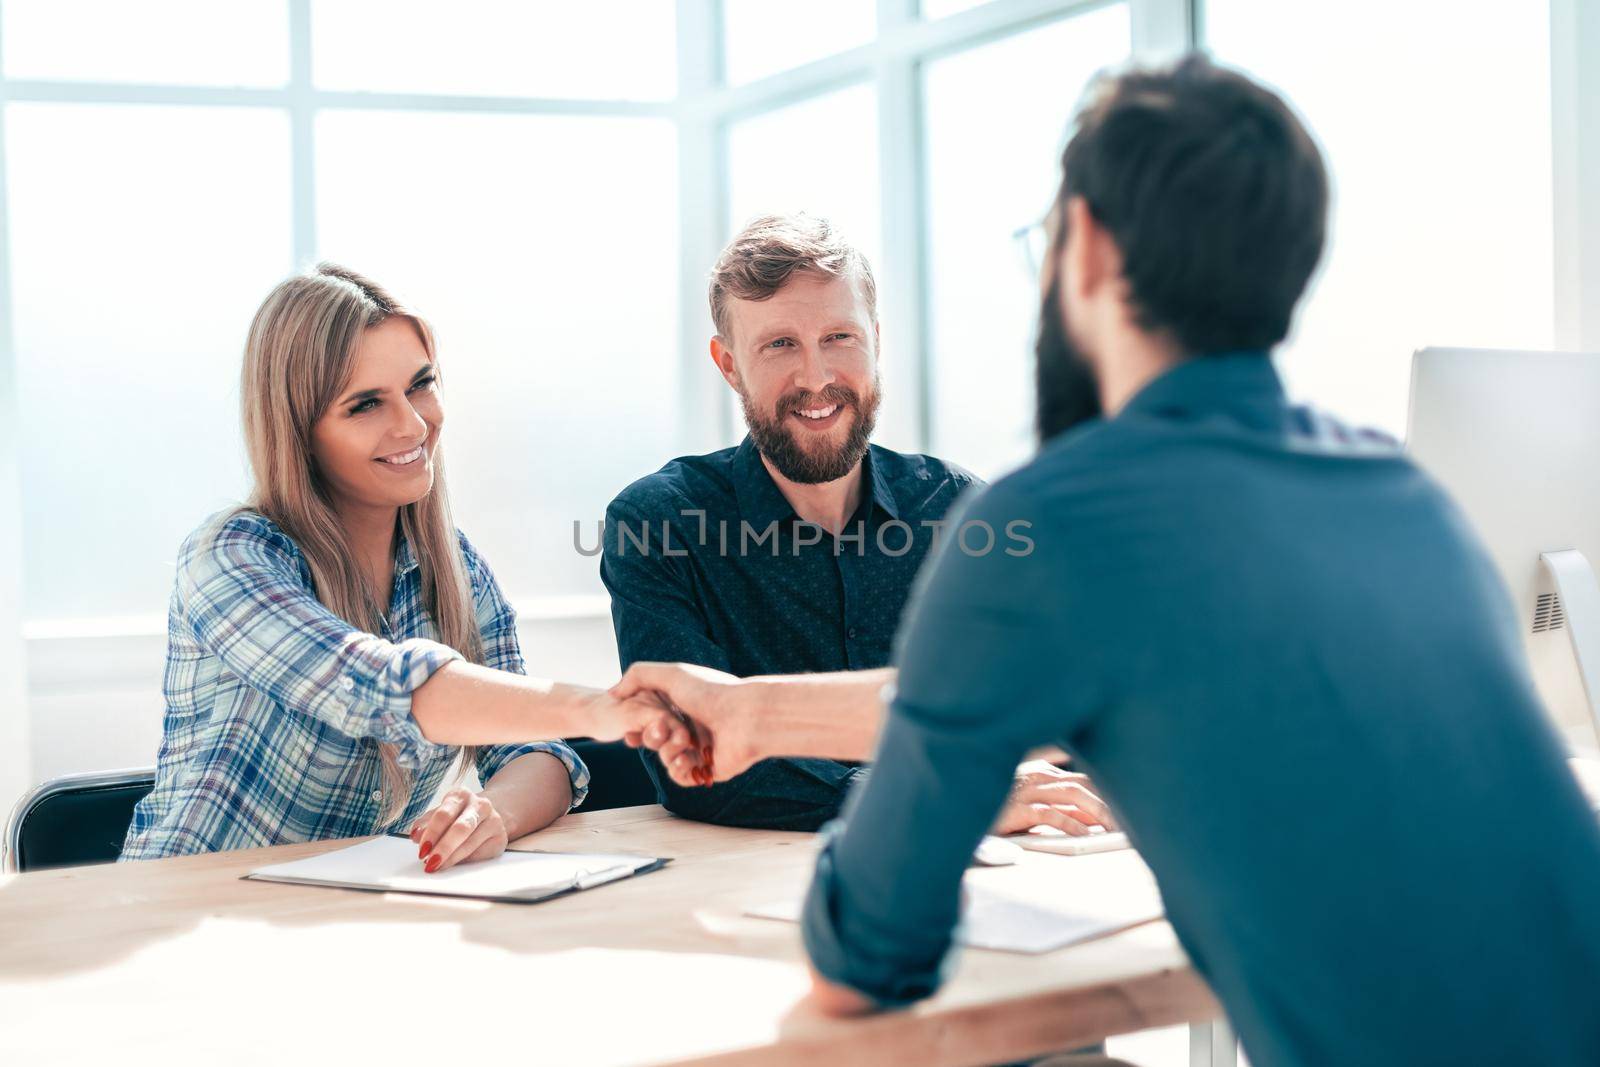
[
  {"left": 182, "top": 516, "right": 680, "bottom": 759},
  {"left": 411, "top": 662, "right": 664, "bottom": 746}
]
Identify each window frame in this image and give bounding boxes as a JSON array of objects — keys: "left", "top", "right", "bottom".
[
  {"left": 0, "top": 0, "right": 1190, "bottom": 639},
  {"left": 4, "top": 0, "right": 1584, "bottom": 635}
]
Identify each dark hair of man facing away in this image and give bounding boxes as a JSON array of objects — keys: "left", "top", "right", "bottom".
[{"left": 1035, "top": 54, "right": 1329, "bottom": 440}]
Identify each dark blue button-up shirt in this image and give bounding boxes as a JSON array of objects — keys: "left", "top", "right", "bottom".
[
  {"left": 803, "top": 353, "right": 1600, "bottom": 1065},
  {"left": 601, "top": 436, "right": 979, "bottom": 829}
]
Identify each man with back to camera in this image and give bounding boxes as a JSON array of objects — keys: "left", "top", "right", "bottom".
[
  {"left": 622, "top": 57, "right": 1600, "bottom": 1064},
  {"left": 600, "top": 214, "right": 1116, "bottom": 838}
]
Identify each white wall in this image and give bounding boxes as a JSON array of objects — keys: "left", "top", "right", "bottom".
[{"left": 0, "top": 448, "right": 27, "bottom": 811}]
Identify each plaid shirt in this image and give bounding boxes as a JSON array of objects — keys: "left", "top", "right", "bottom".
[{"left": 121, "top": 509, "right": 588, "bottom": 861}]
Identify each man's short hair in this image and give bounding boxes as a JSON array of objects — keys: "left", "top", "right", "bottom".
[
  {"left": 709, "top": 214, "right": 878, "bottom": 340},
  {"left": 1059, "top": 55, "right": 1329, "bottom": 355}
]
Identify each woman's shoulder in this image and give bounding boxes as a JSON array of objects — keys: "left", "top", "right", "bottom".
[
  {"left": 178, "top": 506, "right": 305, "bottom": 573},
  {"left": 454, "top": 525, "right": 503, "bottom": 582}
]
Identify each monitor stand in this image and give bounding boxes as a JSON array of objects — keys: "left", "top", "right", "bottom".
[{"left": 1542, "top": 550, "right": 1600, "bottom": 735}]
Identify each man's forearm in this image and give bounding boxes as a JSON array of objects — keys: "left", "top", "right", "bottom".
[{"left": 741, "top": 668, "right": 895, "bottom": 763}]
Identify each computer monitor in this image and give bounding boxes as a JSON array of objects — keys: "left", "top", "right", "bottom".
[{"left": 1406, "top": 346, "right": 1600, "bottom": 755}]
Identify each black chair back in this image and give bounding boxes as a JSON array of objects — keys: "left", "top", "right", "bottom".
[
  {"left": 5, "top": 769, "right": 155, "bottom": 873},
  {"left": 4, "top": 744, "right": 658, "bottom": 873}
]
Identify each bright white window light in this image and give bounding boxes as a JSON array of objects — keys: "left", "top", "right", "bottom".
[
  {"left": 311, "top": 0, "right": 677, "bottom": 101},
  {"left": 1, "top": 0, "right": 288, "bottom": 87},
  {"left": 923, "top": 5, "right": 1131, "bottom": 479},
  {"left": 1207, "top": 0, "right": 1555, "bottom": 437},
  {"left": 316, "top": 110, "right": 681, "bottom": 600},
  {"left": 7, "top": 104, "right": 291, "bottom": 621},
  {"left": 721, "top": 0, "right": 876, "bottom": 86},
  {"left": 723, "top": 83, "right": 922, "bottom": 452}
]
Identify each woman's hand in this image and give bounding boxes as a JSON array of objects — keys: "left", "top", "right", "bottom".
[
  {"left": 991, "top": 760, "right": 1119, "bottom": 836},
  {"left": 409, "top": 787, "right": 510, "bottom": 874}
]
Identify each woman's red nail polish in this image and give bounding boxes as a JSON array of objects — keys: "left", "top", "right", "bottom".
[
  {"left": 419, "top": 841, "right": 432, "bottom": 859},
  {"left": 424, "top": 855, "right": 442, "bottom": 873}
]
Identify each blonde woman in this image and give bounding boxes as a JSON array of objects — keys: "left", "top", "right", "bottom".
[{"left": 122, "top": 264, "right": 676, "bottom": 871}]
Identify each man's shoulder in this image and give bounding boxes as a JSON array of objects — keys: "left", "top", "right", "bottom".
[
  {"left": 869, "top": 444, "right": 982, "bottom": 520},
  {"left": 607, "top": 445, "right": 742, "bottom": 520},
  {"left": 973, "top": 417, "right": 1166, "bottom": 524},
  {"left": 992, "top": 404, "right": 1422, "bottom": 520}
]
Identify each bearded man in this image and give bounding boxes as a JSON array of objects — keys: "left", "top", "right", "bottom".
[{"left": 600, "top": 213, "right": 1110, "bottom": 835}]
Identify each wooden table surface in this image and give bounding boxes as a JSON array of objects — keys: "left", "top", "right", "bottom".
[{"left": 0, "top": 805, "right": 1217, "bottom": 1066}]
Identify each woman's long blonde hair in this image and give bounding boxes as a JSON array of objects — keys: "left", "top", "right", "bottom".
[{"left": 237, "top": 262, "right": 481, "bottom": 822}]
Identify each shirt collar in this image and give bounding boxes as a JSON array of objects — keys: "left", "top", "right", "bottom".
[
  {"left": 731, "top": 435, "right": 900, "bottom": 527},
  {"left": 394, "top": 528, "right": 420, "bottom": 577},
  {"left": 865, "top": 446, "right": 901, "bottom": 520},
  {"left": 1119, "top": 351, "right": 1286, "bottom": 428}
]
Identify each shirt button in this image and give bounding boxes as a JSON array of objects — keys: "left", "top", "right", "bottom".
[
  {"left": 340, "top": 676, "right": 356, "bottom": 693},
  {"left": 371, "top": 789, "right": 383, "bottom": 802},
  {"left": 847, "top": 627, "right": 859, "bottom": 640}
]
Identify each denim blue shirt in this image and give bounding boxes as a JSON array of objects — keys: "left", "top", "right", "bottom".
[
  {"left": 601, "top": 436, "right": 979, "bottom": 829},
  {"left": 122, "top": 509, "right": 588, "bottom": 860},
  {"left": 803, "top": 354, "right": 1600, "bottom": 1065}
]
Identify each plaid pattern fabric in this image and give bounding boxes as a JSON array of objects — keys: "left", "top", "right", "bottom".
[{"left": 121, "top": 509, "right": 588, "bottom": 861}]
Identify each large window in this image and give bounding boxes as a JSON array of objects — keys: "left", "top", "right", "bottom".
[
  {"left": 0, "top": 0, "right": 1572, "bottom": 631},
  {"left": 316, "top": 110, "right": 679, "bottom": 600},
  {"left": 924, "top": 4, "right": 1132, "bottom": 477},
  {"left": 1205, "top": 0, "right": 1555, "bottom": 436},
  {"left": 1, "top": 2, "right": 683, "bottom": 624},
  {"left": 7, "top": 103, "right": 290, "bottom": 619},
  {"left": 724, "top": 82, "right": 922, "bottom": 452},
  {"left": 1, "top": 0, "right": 286, "bottom": 86},
  {"left": 721, "top": 0, "right": 877, "bottom": 86},
  {"left": 311, "top": 0, "right": 677, "bottom": 100},
  {"left": 727, "top": 84, "right": 883, "bottom": 285}
]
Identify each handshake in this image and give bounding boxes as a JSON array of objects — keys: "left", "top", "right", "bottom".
[
  {"left": 608, "top": 662, "right": 763, "bottom": 786},
  {"left": 603, "top": 661, "right": 1119, "bottom": 839}
]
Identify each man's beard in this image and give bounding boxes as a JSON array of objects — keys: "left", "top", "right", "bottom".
[
  {"left": 739, "top": 374, "right": 881, "bottom": 484},
  {"left": 1034, "top": 284, "right": 1102, "bottom": 444}
]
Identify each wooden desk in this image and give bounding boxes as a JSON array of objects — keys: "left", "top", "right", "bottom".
[{"left": 0, "top": 805, "right": 1216, "bottom": 1066}]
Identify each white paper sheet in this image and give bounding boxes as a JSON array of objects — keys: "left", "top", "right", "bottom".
[
  {"left": 246, "top": 835, "right": 664, "bottom": 902},
  {"left": 747, "top": 851, "right": 1163, "bottom": 954}
]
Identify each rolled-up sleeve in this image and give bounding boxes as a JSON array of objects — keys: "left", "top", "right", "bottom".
[
  {"left": 180, "top": 515, "right": 460, "bottom": 770},
  {"left": 801, "top": 481, "right": 1072, "bottom": 1006},
  {"left": 461, "top": 534, "right": 590, "bottom": 808}
]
